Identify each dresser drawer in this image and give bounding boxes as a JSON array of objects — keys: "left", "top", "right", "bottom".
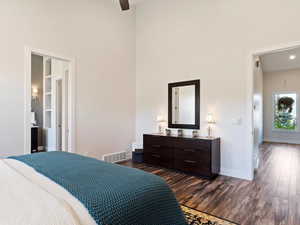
[
  {"left": 174, "top": 148, "right": 210, "bottom": 162},
  {"left": 144, "top": 146, "right": 173, "bottom": 157},
  {"left": 144, "top": 135, "right": 172, "bottom": 148},
  {"left": 174, "top": 158, "right": 211, "bottom": 177},
  {"left": 173, "top": 138, "right": 210, "bottom": 150},
  {"left": 144, "top": 152, "right": 173, "bottom": 168}
]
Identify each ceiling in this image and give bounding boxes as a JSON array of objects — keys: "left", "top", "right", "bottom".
[{"left": 260, "top": 47, "right": 300, "bottom": 73}]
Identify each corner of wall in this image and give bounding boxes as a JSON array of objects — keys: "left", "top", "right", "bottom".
[{"left": 220, "top": 167, "right": 253, "bottom": 181}]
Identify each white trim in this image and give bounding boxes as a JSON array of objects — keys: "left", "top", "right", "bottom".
[
  {"left": 60, "top": 75, "right": 66, "bottom": 151},
  {"left": 53, "top": 76, "right": 61, "bottom": 150},
  {"left": 251, "top": 41, "right": 300, "bottom": 57},
  {"left": 247, "top": 41, "right": 300, "bottom": 180},
  {"left": 24, "top": 46, "right": 76, "bottom": 155},
  {"left": 246, "top": 54, "right": 255, "bottom": 181},
  {"left": 24, "top": 47, "right": 32, "bottom": 155},
  {"left": 264, "top": 137, "right": 300, "bottom": 145}
]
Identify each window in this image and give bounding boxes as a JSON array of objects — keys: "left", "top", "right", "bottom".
[{"left": 273, "top": 93, "right": 297, "bottom": 131}]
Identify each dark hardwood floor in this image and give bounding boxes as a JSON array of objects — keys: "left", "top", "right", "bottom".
[{"left": 121, "top": 143, "right": 300, "bottom": 225}]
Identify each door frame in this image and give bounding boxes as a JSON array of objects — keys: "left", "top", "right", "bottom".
[
  {"left": 53, "top": 76, "right": 63, "bottom": 151},
  {"left": 24, "top": 46, "right": 76, "bottom": 154},
  {"left": 247, "top": 40, "right": 300, "bottom": 180}
]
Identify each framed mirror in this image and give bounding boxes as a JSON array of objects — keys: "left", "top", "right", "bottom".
[{"left": 168, "top": 80, "right": 200, "bottom": 129}]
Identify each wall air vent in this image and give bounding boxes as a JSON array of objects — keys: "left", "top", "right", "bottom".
[{"left": 102, "top": 151, "right": 128, "bottom": 163}]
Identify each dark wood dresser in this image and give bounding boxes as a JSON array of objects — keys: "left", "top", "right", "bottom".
[{"left": 143, "top": 134, "right": 220, "bottom": 179}]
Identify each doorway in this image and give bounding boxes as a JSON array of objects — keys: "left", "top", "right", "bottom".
[
  {"left": 25, "top": 47, "right": 75, "bottom": 154},
  {"left": 251, "top": 42, "right": 300, "bottom": 176}
]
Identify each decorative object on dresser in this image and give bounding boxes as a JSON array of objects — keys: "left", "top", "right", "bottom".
[
  {"left": 143, "top": 134, "right": 220, "bottom": 179},
  {"left": 165, "top": 129, "right": 171, "bottom": 136},
  {"left": 192, "top": 130, "right": 199, "bottom": 138},
  {"left": 177, "top": 129, "right": 184, "bottom": 136}
]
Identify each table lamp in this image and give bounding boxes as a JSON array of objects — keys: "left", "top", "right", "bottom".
[
  {"left": 156, "top": 116, "right": 165, "bottom": 134},
  {"left": 207, "top": 113, "right": 216, "bottom": 138}
]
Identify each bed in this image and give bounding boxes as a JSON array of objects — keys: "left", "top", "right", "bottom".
[{"left": 1, "top": 151, "right": 187, "bottom": 225}]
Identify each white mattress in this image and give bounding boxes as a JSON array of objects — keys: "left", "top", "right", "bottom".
[{"left": 0, "top": 159, "right": 97, "bottom": 225}]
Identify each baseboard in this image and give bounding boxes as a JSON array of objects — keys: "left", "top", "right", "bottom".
[
  {"left": 220, "top": 167, "right": 253, "bottom": 181},
  {"left": 264, "top": 137, "right": 300, "bottom": 145}
]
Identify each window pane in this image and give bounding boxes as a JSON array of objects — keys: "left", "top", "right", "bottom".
[{"left": 274, "top": 93, "right": 297, "bottom": 130}]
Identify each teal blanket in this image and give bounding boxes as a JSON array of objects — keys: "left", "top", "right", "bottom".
[{"left": 10, "top": 152, "right": 187, "bottom": 225}]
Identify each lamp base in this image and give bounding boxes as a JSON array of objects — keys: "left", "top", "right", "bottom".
[
  {"left": 207, "top": 125, "right": 213, "bottom": 138},
  {"left": 158, "top": 124, "right": 163, "bottom": 134}
]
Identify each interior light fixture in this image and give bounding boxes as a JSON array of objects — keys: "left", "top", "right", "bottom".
[
  {"left": 156, "top": 115, "right": 166, "bottom": 134},
  {"left": 289, "top": 55, "right": 296, "bottom": 60},
  {"left": 206, "top": 113, "right": 216, "bottom": 138},
  {"left": 32, "top": 87, "right": 39, "bottom": 101}
]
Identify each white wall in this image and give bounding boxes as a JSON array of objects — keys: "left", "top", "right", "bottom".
[
  {"left": 135, "top": 0, "right": 300, "bottom": 180},
  {"left": 263, "top": 68, "right": 300, "bottom": 144},
  {"left": 253, "top": 58, "right": 263, "bottom": 169},
  {"left": 0, "top": 0, "right": 136, "bottom": 158}
]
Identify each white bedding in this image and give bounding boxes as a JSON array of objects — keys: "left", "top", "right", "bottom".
[{"left": 0, "top": 159, "right": 97, "bottom": 225}]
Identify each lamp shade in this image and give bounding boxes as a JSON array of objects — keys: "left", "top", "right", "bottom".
[
  {"left": 207, "top": 113, "right": 215, "bottom": 124},
  {"left": 156, "top": 115, "right": 165, "bottom": 122},
  {"left": 32, "top": 87, "right": 39, "bottom": 99}
]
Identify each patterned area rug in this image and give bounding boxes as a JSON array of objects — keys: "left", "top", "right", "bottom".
[{"left": 181, "top": 205, "right": 239, "bottom": 225}]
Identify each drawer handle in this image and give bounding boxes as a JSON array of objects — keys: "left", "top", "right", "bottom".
[
  {"left": 152, "top": 154, "right": 161, "bottom": 158},
  {"left": 152, "top": 145, "right": 161, "bottom": 148},
  {"left": 184, "top": 160, "right": 197, "bottom": 164},
  {"left": 183, "top": 149, "right": 195, "bottom": 153}
]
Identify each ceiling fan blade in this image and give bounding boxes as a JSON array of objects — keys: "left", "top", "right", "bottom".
[{"left": 119, "top": 0, "right": 130, "bottom": 10}]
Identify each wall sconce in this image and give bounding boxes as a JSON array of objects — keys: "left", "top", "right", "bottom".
[
  {"left": 32, "top": 87, "right": 39, "bottom": 101},
  {"left": 156, "top": 115, "right": 166, "bottom": 134},
  {"left": 207, "top": 113, "right": 216, "bottom": 138}
]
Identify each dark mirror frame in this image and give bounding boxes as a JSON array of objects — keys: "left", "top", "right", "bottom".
[{"left": 168, "top": 79, "right": 200, "bottom": 129}]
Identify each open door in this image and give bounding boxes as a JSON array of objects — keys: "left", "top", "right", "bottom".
[
  {"left": 55, "top": 79, "right": 63, "bottom": 151},
  {"left": 43, "top": 58, "right": 69, "bottom": 152}
]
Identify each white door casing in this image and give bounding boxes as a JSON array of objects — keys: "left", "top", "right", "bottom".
[
  {"left": 24, "top": 47, "right": 76, "bottom": 155},
  {"left": 248, "top": 40, "right": 300, "bottom": 180}
]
